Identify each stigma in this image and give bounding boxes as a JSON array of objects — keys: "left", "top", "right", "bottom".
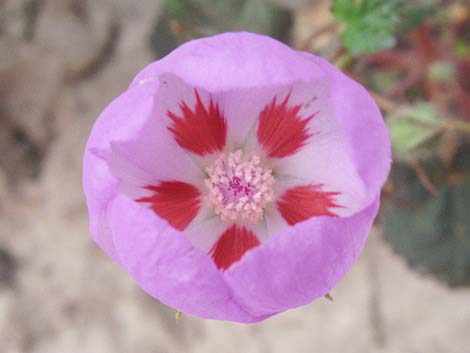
[{"left": 205, "top": 150, "right": 275, "bottom": 223}]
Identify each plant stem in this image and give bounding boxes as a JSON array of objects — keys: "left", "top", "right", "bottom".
[
  {"left": 442, "top": 121, "right": 470, "bottom": 133},
  {"left": 411, "top": 160, "right": 439, "bottom": 196},
  {"left": 370, "top": 92, "right": 399, "bottom": 112},
  {"left": 299, "top": 22, "right": 338, "bottom": 51}
]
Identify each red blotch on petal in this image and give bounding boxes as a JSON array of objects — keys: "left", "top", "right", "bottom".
[
  {"left": 210, "top": 225, "right": 260, "bottom": 271},
  {"left": 168, "top": 90, "right": 226, "bottom": 156},
  {"left": 277, "top": 185, "right": 341, "bottom": 225},
  {"left": 257, "top": 93, "right": 315, "bottom": 158},
  {"left": 136, "top": 181, "right": 201, "bottom": 231}
]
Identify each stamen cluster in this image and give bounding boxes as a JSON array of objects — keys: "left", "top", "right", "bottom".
[{"left": 205, "top": 150, "right": 275, "bottom": 223}]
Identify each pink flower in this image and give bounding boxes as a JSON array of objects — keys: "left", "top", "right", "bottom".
[{"left": 83, "top": 32, "right": 390, "bottom": 322}]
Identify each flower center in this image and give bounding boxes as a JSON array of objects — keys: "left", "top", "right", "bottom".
[{"left": 205, "top": 150, "right": 275, "bottom": 223}]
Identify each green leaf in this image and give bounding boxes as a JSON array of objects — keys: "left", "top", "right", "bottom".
[
  {"left": 332, "top": 0, "right": 438, "bottom": 56},
  {"left": 382, "top": 146, "right": 470, "bottom": 286},
  {"left": 398, "top": 2, "right": 439, "bottom": 33},
  {"left": 387, "top": 103, "right": 442, "bottom": 161},
  {"left": 332, "top": 0, "right": 401, "bottom": 55},
  {"left": 150, "top": 0, "right": 292, "bottom": 58}
]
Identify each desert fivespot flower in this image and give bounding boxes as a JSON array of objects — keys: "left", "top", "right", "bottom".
[{"left": 83, "top": 32, "right": 390, "bottom": 322}]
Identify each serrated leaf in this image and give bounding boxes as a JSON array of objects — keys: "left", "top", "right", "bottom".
[
  {"left": 150, "top": 0, "right": 292, "bottom": 58},
  {"left": 341, "top": 28, "right": 396, "bottom": 57},
  {"left": 387, "top": 103, "right": 442, "bottom": 160},
  {"left": 382, "top": 146, "right": 470, "bottom": 286},
  {"left": 331, "top": 0, "right": 359, "bottom": 21},
  {"left": 332, "top": 0, "right": 401, "bottom": 55}
]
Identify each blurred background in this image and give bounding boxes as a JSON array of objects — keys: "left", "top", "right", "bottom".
[{"left": 0, "top": 0, "right": 469, "bottom": 352}]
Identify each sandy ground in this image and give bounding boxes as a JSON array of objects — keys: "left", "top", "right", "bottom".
[{"left": 1, "top": 1, "right": 469, "bottom": 352}]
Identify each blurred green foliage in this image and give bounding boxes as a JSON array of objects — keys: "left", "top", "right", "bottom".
[
  {"left": 332, "top": 0, "right": 401, "bottom": 55},
  {"left": 150, "top": 0, "right": 292, "bottom": 58},
  {"left": 397, "top": 2, "right": 439, "bottom": 33},
  {"left": 332, "top": 0, "right": 439, "bottom": 56},
  {"left": 427, "top": 61, "right": 456, "bottom": 83},
  {"left": 388, "top": 103, "right": 442, "bottom": 161},
  {"left": 382, "top": 146, "right": 470, "bottom": 286}
]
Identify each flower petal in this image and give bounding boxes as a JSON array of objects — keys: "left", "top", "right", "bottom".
[
  {"left": 304, "top": 54, "right": 391, "bottom": 209},
  {"left": 257, "top": 92, "right": 315, "bottom": 158},
  {"left": 136, "top": 181, "right": 201, "bottom": 231},
  {"left": 158, "top": 73, "right": 286, "bottom": 156},
  {"left": 269, "top": 80, "right": 369, "bottom": 218},
  {"left": 218, "top": 87, "right": 284, "bottom": 151},
  {"left": 210, "top": 225, "right": 261, "bottom": 271},
  {"left": 183, "top": 211, "right": 229, "bottom": 253},
  {"left": 167, "top": 89, "right": 227, "bottom": 156},
  {"left": 83, "top": 82, "right": 201, "bottom": 258},
  {"left": 131, "top": 32, "right": 327, "bottom": 91},
  {"left": 109, "top": 194, "right": 267, "bottom": 322},
  {"left": 224, "top": 197, "right": 380, "bottom": 317},
  {"left": 277, "top": 184, "right": 341, "bottom": 225}
]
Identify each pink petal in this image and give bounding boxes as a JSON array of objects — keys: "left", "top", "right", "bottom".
[
  {"left": 167, "top": 89, "right": 227, "bottom": 156},
  {"left": 269, "top": 79, "right": 371, "bottom": 218},
  {"left": 264, "top": 205, "right": 289, "bottom": 237},
  {"left": 303, "top": 54, "right": 391, "bottom": 210},
  {"left": 183, "top": 211, "right": 229, "bottom": 253},
  {"left": 157, "top": 73, "right": 283, "bottom": 155},
  {"left": 109, "top": 194, "right": 267, "bottom": 322},
  {"left": 257, "top": 93, "right": 315, "bottom": 158},
  {"left": 136, "top": 181, "right": 201, "bottom": 231},
  {"left": 218, "top": 87, "right": 285, "bottom": 151},
  {"left": 210, "top": 225, "right": 261, "bottom": 271},
  {"left": 277, "top": 185, "right": 341, "bottom": 225},
  {"left": 131, "top": 33, "right": 326, "bottom": 91},
  {"left": 83, "top": 82, "right": 201, "bottom": 258},
  {"left": 183, "top": 208, "right": 270, "bottom": 255},
  {"left": 224, "top": 198, "right": 380, "bottom": 317}
]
